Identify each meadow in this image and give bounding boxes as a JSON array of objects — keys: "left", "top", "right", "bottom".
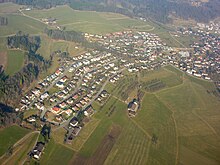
[
  {"left": 0, "top": 3, "right": 219, "bottom": 165},
  {"left": 67, "top": 66, "right": 219, "bottom": 165},
  {"left": 23, "top": 5, "right": 153, "bottom": 34},
  {"left": 5, "top": 50, "right": 25, "bottom": 75},
  {"left": 0, "top": 125, "right": 30, "bottom": 156}
]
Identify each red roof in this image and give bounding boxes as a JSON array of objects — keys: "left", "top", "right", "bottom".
[{"left": 52, "top": 107, "right": 60, "bottom": 112}]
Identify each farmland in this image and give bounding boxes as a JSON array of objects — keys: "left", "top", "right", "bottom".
[
  {"left": 39, "top": 138, "right": 74, "bottom": 165},
  {"left": 65, "top": 66, "right": 219, "bottom": 165},
  {"left": 5, "top": 50, "right": 25, "bottom": 75},
  {"left": 23, "top": 5, "right": 153, "bottom": 34},
  {"left": 0, "top": 132, "right": 39, "bottom": 165},
  {"left": 0, "top": 125, "right": 30, "bottom": 156},
  {"left": 0, "top": 2, "right": 219, "bottom": 165},
  {"left": 0, "top": 3, "right": 176, "bottom": 75}
]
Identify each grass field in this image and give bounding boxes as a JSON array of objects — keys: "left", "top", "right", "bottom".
[
  {"left": 39, "top": 138, "right": 74, "bottom": 165},
  {"left": 37, "top": 35, "right": 85, "bottom": 60},
  {"left": 67, "top": 66, "right": 220, "bottom": 165},
  {"left": 0, "top": 14, "right": 46, "bottom": 36},
  {"left": 0, "top": 125, "right": 30, "bottom": 156},
  {"left": 5, "top": 50, "right": 25, "bottom": 75},
  {"left": 0, "top": 132, "right": 39, "bottom": 165},
  {"left": 0, "top": 3, "right": 22, "bottom": 13},
  {"left": 23, "top": 5, "right": 154, "bottom": 34}
]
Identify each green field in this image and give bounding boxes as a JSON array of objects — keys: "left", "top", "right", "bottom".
[
  {"left": 0, "top": 125, "right": 30, "bottom": 156},
  {"left": 0, "top": 14, "right": 46, "bottom": 36},
  {"left": 39, "top": 138, "right": 74, "bottom": 165},
  {"left": 23, "top": 5, "right": 154, "bottom": 34},
  {"left": 0, "top": 132, "right": 39, "bottom": 165},
  {"left": 66, "top": 66, "right": 220, "bottom": 165},
  {"left": 0, "top": 3, "right": 22, "bottom": 13},
  {"left": 5, "top": 50, "right": 25, "bottom": 75}
]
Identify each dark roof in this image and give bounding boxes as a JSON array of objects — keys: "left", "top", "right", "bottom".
[{"left": 34, "top": 142, "right": 45, "bottom": 152}]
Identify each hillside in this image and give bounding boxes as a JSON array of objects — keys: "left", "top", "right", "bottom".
[{"left": 11, "top": 0, "right": 220, "bottom": 23}]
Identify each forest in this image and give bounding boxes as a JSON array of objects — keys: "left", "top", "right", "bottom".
[{"left": 0, "top": 32, "right": 51, "bottom": 107}]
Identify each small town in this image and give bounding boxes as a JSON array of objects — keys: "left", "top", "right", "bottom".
[
  {"left": 13, "top": 29, "right": 219, "bottom": 160},
  {"left": 1, "top": 1, "right": 220, "bottom": 165}
]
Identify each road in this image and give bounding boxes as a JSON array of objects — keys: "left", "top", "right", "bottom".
[{"left": 53, "top": 67, "right": 126, "bottom": 131}]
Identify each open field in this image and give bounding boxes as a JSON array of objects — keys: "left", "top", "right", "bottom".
[
  {"left": 0, "top": 125, "right": 30, "bottom": 156},
  {"left": 39, "top": 138, "right": 74, "bottom": 165},
  {"left": 5, "top": 50, "right": 25, "bottom": 75},
  {"left": 0, "top": 132, "right": 39, "bottom": 165},
  {"left": 68, "top": 66, "right": 220, "bottom": 165},
  {"left": 0, "top": 52, "right": 7, "bottom": 70},
  {"left": 0, "top": 13, "right": 46, "bottom": 36},
  {"left": 0, "top": 3, "right": 22, "bottom": 13},
  {"left": 23, "top": 5, "right": 154, "bottom": 34},
  {"left": 37, "top": 34, "right": 85, "bottom": 60}
]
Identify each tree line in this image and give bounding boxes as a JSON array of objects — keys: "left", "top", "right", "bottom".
[
  {"left": 44, "top": 28, "right": 107, "bottom": 51},
  {"left": 0, "top": 17, "right": 8, "bottom": 26}
]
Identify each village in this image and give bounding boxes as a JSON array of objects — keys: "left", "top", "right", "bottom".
[{"left": 16, "top": 30, "right": 219, "bottom": 160}]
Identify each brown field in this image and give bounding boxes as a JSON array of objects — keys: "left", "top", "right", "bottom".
[
  {"left": 71, "top": 125, "right": 121, "bottom": 165},
  {"left": 0, "top": 52, "right": 7, "bottom": 70}
]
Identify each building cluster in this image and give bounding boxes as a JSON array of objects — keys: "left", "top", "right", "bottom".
[
  {"left": 18, "top": 50, "right": 125, "bottom": 125},
  {"left": 18, "top": 29, "right": 219, "bottom": 148},
  {"left": 172, "top": 28, "right": 220, "bottom": 82},
  {"left": 196, "top": 22, "right": 220, "bottom": 35},
  {"left": 88, "top": 31, "right": 171, "bottom": 72}
]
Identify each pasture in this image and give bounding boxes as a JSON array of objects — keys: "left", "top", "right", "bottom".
[
  {"left": 5, "top": 50, "right": 25, "bottom": 75},
  {"left": 39, "top": 138, "right": 74, "bottom": 165},
  {"left": 68, "top": 66, "right": 220, "bottom": 165},
  {"left": 23, "top": 5, "right": 154, "bottom": 34},
  {"left": 0, "top": 125, "right": 30, "bottom": 156},
  {"left": 0, "top": 13, "right": 46, "bottom": 36},
  {"left": 0, "top": 132, "right": 39, "bottom": 165}
]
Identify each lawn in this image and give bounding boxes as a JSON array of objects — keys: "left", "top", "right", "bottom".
[
  {"left": 5, "top": 50, "right": 25, "bottom": 75},
  {"left": 140, "top": 67, "right": 183, "bottom": 92},
  {"left": 0, "top": 125, "right": 30, "bottom": 156}
]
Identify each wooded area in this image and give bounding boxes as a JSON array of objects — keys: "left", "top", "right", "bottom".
[{"left": 0, "top": 32, "right": 51, "bottom": 106}]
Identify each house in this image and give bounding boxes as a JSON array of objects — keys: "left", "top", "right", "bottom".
[
  {"left": 84, "top": 105, "right": 94, "bottom": 117},
  {"left": 128, "top": 99, "right": 139, "bottom": 117},
  {"left": 59, "top": 102, "right": 67, "bottom": 109},
  {"left": 32, "top": 142, "right": 45, "bottom": 160},
  {"left": 60, "top": 76, "right": 68, "bottom": 83},
  {"left": 69, "top": 118, "right": 78, "bottom": 127},
  {"left": 56, "top": 81, "right": 64, "bottom": 88},
  {"left": 51, "top": 106, "right": 61, "bottom": 114},
  {"left": 40, "top": 92, "right": 49, "bottom": 100}
]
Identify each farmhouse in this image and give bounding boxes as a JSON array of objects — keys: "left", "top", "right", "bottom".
[
  {"left": 31, "top": 142, "right": 45, "bottom": 160},
  {"left": 128, "top": 99, "right": 139, "bottom": 117}
]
